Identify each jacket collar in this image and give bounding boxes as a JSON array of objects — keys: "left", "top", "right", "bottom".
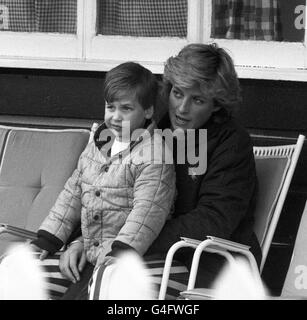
[{"left": 94, "top": 119, "right": 156, "bottom": 152}]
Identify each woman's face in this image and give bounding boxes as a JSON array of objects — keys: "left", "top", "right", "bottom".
[{"left": 168, "top": 85, "right": 219, "bottom": 130}]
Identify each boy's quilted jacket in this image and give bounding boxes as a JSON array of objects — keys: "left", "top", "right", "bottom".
[{"left": 33, "top": 121, "right": 176, "bottom": 265}]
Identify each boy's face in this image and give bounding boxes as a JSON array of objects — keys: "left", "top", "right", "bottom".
[
  {"left": 168, "top": 84, "right": 219, "bottom": 131},
  {"left": 104, "top": 94, "right": 153, "bottom": 142}
]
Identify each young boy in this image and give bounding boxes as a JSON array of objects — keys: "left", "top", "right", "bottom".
[{"left": 31, "top": 62, "right": 176, "bottom": 299}]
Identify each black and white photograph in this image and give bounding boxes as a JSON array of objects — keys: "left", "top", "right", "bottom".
[{"left": 0, "top": 0, "right": 306, "bottom": 310}]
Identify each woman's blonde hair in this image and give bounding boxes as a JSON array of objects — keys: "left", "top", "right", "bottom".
[{"left": 163, "top": 43, "right": 242, "bottom": 118}]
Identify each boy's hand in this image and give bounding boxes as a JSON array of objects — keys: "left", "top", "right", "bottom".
[
  {"left": 59, "top": 241, "right": 86, "bottom": 283},
  {"left": 39, "top": 250, "right": 49, "bottom": 260},
  {"left": 30, "top": 244, "right": 49, "bottom": 261}
]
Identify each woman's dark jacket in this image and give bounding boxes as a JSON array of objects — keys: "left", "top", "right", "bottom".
[{"left": 146, "top": 112, "right": 262, "bottom": 271}]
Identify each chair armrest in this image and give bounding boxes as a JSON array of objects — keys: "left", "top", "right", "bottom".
[
  {"left": 159, "top": 236, "right": 257, "bottom": 299},
  {"left": 0, "top": 223, "right": 37, "bottom": 240},
  {"left": 206, "top": 235, "right": 251, "bottom": 251},
  {"left": 186, "top": 236, "right": 260, "bottom": 291},
  {"left": 179, "top": 288, "right": 215, "bottom": 300},
  {"left": 158, "top": 239, "right": 200, "bottom": 300},
  {"left": 181, "top": 236, "right": 251, "bottom": 252}
]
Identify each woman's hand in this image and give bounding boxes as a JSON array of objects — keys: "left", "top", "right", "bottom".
[
  {"left": 30, "top": 244, "right": 49, "bottom": 261},
  {"left": 59, "top": 241, "right": 86, "bottom": 283}
]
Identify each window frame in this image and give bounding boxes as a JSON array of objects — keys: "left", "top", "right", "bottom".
[
  {"left": 0, "top": 0, "right": 306, "bottom": 81},
  {"left": 202, "top": 0, "right": 307, "bottom": 81},
  {"left": 83, "top": 0, "right": 202, "bottom": 73},
  {"left": 0, "top": 0, "right": 84, "bottom": 61}
]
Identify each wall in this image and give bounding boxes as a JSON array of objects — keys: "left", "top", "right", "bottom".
[
  {"left": 0, "top": 69, "right": 105, "bottom": 121},
  {"left": 0, "top": 67, "right": 306, "bottom": 294}
]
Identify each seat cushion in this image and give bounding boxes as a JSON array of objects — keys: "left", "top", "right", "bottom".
[{"left": 0, "top": 126, "right": 90, "bottom": 255}]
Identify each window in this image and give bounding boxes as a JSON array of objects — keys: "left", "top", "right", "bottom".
[
  {"left": 0, "top": 0, "right": 82, "bottom": 60},
  {"left": 96, "top": 0, "right": 187, "bottom": 37},
  {"left": 206, "top": 0, "right": 307, "bottom": 80},
  {"left": 0, "top": 0, "right": 77, "bottom": 33},
  {"left": 210, "top": 0, "right": 306, "bottom": 42},
  {"left": 0, "top": 0, "right": 306, "bottom": 81},
  {"left": 84, "top": 0, "right": 199, "bottom": 73}
]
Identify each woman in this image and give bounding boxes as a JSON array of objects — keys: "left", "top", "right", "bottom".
[{"left": 143, "top": 43, "right": 261, "bottom": 298}]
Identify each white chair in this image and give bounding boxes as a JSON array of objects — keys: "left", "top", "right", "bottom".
[{"left": 159, "top": 134, "right": 305, "bottom": 300}]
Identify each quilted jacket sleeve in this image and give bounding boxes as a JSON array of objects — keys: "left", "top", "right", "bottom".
[
  {"left": 110, "top": 161, "right": 176, "bottom": 256},
  {"left": 32, "top": 145, "right": 88, "bottom": 253}
]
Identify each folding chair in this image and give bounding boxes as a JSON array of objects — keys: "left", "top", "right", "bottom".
[
  {"left": 0, "top": 123, "right": 99, "bottom": 255},
  {"left": 159, "top": 134, "right": 305, "bottom": 300}
]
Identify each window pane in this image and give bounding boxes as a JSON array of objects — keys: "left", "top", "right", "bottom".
[
  {"left": 0, "top": 0, "right": 77, "bottom": 34},
  {"left": 97, "top": 0, "right": 187, "bottom": 38},
  {"left": 211, "top": 0, "right": 305, "bottom": 42}
]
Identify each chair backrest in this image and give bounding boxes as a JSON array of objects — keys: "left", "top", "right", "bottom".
[
  {"left": 0, "top": 124, "right": 97, "bottom": 255},
  {"left": 0, "top": 125, "right": 92, "bottom": 230},
  {"left": 252, "top": 134, "right": 305, "bottom": 272}
]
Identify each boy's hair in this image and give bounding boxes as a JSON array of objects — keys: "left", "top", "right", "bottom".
[
  {"left": 163, "top": 43, "right": 242, "bottom": 116},
  {"left": 104, "top": 62, "right": 158, "bottom": 110}
]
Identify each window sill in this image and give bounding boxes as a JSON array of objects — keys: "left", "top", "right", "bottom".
[
  {"left": 1, "top": 56, "right": 307, "bottom": 81},
  {"left": 237, "top": 66, "right": 307, "bottom": 82}
]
